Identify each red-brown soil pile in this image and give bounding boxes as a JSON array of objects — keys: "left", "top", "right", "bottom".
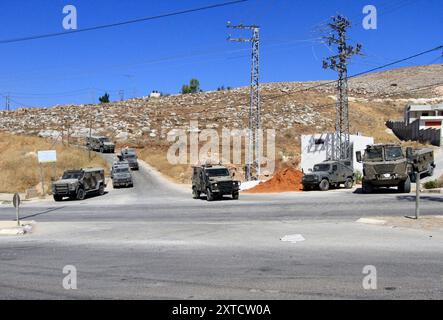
[{"left": 244, "top": 168, "right": 303, "bottom": 193}]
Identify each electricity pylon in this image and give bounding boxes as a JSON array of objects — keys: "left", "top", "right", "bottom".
[
  {"left": 227, "top": 22, "right": 261, "bottom": 181},
  {"left": 322, "top": 15, "right": 362, "bottom": 160}
]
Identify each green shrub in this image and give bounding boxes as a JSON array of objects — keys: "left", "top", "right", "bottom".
[{"left": 423, "top": 180, "right": 439, "bottom": 189}]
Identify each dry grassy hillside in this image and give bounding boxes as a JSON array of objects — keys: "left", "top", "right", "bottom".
[
  {"left": 0, "top": 133, "right": 108, "bottom": 194},
  {"left": 0, "top": 64, "right": 442, "bottom": 184}
]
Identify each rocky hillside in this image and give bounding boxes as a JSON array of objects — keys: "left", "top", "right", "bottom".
[{"left": 1, "top": 64, "right": 442, "bottom": 157}]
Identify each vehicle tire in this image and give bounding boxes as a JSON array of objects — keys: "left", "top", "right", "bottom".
[
  {"left": 206, "top": 188, "right": 214, "bottom": 201},
  {"left": 427, "top": 164, "right": 434, "bottom": 177},
  {"left": 100, "top": 147, "right": 104, "bottom": 153},
  {"left": 76, "top": 188, "right": 86, "bottom": 200},
  {"left": 319, "top": 179, "right": 329, "bottom": 191},
  {"left": 232, "top": 192, "right": 239, "bottom": 200},
  {"left": 192, "top": 188, "right": 200, "bottom": 199},
  {"left": 98, "top": 184, "right": 105, "bottom": 196},
  {"left": 53, "top": 195, "right": 63, "bottom": 202},
  {"left": 362, "top": 182, "right": 373, "bottom": 194},
  {"left": 344, "top": 177, "right": 354, "bottom": 189},
  {"left": 399, "top": 177, "right": 411, "bottom": 193}
]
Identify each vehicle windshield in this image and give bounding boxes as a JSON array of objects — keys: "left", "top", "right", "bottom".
[
  {"left": 313, "top": 164, "right": 330, "bottom": 172},
  {"left": 365, "top": 147, "right": 383, "bottom": 161},
  {"left": 206, "top": 168, "right": 230, "bottom": 177},
  {"left": 115, "top": 168, "right": 129, "bottom": 173},
  {"left": 385, "top": 146, "right": 403, "bottom": 160},
  {"left": 99, "top": 137, "right": 110, "bottom": 142},
  {"left": 62, "top": 172, "right": 82, "bottom": 179}
]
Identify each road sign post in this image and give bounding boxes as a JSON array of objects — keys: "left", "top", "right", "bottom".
[
  {"left": 415, "top": 172, "right": 420, "bottom": 219},
  {"left": 13, "top": 193, "right": 21, "bottom": 226}
]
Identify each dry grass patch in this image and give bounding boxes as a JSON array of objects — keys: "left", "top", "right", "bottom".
[{"left": 0, "top": 133, "right": 108, "bottom": 193}]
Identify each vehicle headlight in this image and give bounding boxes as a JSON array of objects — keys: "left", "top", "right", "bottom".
[
  {"left": 69, "top": 183, "right": 76, "bottom": 190},
  {"left": 213, "top": 183, "right": 218, "bottom": 187}
]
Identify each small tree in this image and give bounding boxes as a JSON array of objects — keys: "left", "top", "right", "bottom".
[
  {"left": 99, "top": 93, "right": 110, "bottom": 104},
  {"left": 181, "top": 78, "right": 200, "bottom": 94}
]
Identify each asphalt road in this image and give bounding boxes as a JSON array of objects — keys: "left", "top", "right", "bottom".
[{"left": 0, "top": 154, "right": 442, "bottom": 299}]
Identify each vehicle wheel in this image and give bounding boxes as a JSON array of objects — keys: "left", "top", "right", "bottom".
[
  {"left": 427, "top": 164, "right": 434, "bottom": 177},
  {"left": 98, "top": 184, "right": 105, "bottom": 196},
  {"left": 232, "top": 192, "right": 239, "bottom": 200},
  {"left": 399, "top": 177, "right": 411, "bottom": 193},
  {"left": 192, "top": 188, "right": 200, "bottom": 199},
  {"left": 53, "top": 195, "right": 63, "bottom": 202},
  {"left": 100, "top": 147, "right": 104, "bottom": 153},
  {"left": 362, "top": 182, "right": 373, "bottom": 194},
  {"left": 76, "top": 188, "right": 86, "bottom": 200},
  {"left": 206, "top": 188, "right": 214, "bottom": 201},
  {"left": 344, "top": 178, "right": 354, "bottom": 189},
  {"left": 319, "top": 179, "right": 329, "bottom": 191}
]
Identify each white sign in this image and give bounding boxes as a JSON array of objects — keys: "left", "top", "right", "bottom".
[{"left": 37, "top": 150, "right": 57, "bottom": 163}]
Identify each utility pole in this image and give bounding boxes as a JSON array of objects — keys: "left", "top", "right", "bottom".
[
  {"left": 5, "top": 94, "right": 10, "bottom": 111},
  {"left": 227, "top": 22, "right": 261, "bottom": 181},
  {"left": 119, "top": 90, "right": 125, "bottom": 101},
  {"left": 322, "top": 15, "right": 362, "bottom": 160}
]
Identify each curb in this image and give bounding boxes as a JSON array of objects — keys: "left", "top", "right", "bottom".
[
  {"left": 0, "top": 221, "right": 36, "bottom": 236},
  {"left": 421, "top": 188, "right": 443, "bottom": 194},
  {"left": 356, "top": 218, "right": 386, "bottom": 225}
]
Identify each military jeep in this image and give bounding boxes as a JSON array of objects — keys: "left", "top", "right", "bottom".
[
  {"left": 192, "top": 165, "right": 240, "bottom": 201},
  {"left": 302, "top": 160, "right": 354, "bottom": 191},
  {"left": 357, "top": 144, "right": 411, "bottom": 193},
  {"left": 86, "top": 136, "right": 115, "bottom": 153},
  {"left": 111, "top": 162, "right": 133, "bottom": 188},
  {"left": 118, "top": 148, "right": 139, "bottom": 170},
  {"left": 52, "top": 168, "right": 106, "bottom": 201}
]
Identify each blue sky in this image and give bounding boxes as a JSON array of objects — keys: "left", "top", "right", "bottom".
[{"left": 0, "top": 0, "right": 442, "bottom": 108}]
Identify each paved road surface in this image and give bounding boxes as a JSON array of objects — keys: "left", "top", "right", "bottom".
[{"left": 0, "top": 154, "right": 442, "bottom": 299}]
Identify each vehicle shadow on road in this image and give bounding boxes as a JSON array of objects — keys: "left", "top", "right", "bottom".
[
  {"left": 21, "top": 206, "right": 66, "bottom": 219},
  {"left": 396, "top": 195, "right": 443, "bottom": 203},
  {"left": 353, "top": 188, "right": 401, "bottom": 194}
]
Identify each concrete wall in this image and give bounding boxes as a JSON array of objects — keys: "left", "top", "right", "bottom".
[
  {"left": 300, "top": 133, "right": 374, "bottom": 173},
  {"left": 387, "top": 119, "right": 442, "bottom": 146}
]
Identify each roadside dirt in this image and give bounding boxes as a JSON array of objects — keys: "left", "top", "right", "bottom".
[{"left": 244, "top": 168, "right": 303, "bottom": 193}]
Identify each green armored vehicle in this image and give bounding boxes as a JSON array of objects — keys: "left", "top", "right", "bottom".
[
  {"left": 357, "top": 144, "right": 412, "bottom": 193},
  {"left": 52, "top": 168, "right": 106, "bottom": 201},
  {"left": 407, "top": 148, "right": 435, "bottom": 182},
  {"left": 192, "top": 164, "right": 240, "bottom": 201},
  {"left": 357, "top": 144, "right": 435, "bottom": 193},
  {"left": 86, "top": 136, "right": 115, "bottom": 153},
  {"left": 302, "top": 160, "right": 354, "bottom": 191}
]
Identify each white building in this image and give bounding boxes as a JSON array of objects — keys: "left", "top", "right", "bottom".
[
  {"left": 149, "top": 91, "right": 161, "bottom": 98},
  {"left": 404, "top": 103, "right": 443, "bottom": 129},
  {"left": 301, "top": 133, "right": 374, "bottom": 173},
  {"left": 388, "top": 103, "right": 443, "bottom": 146}
]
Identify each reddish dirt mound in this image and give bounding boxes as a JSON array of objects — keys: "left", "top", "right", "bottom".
[{"left": 244, "top": 168, "right": 303, "bottom": 193}]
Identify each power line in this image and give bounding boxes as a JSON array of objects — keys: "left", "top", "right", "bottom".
[
  {"left": 263, "top": 44, "right": 443, "bottom": 101},
  {"left": 0, "top": 0, "right": 248, "bottom": 45}
]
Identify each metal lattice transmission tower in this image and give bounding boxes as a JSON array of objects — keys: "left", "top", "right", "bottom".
[
  {"left": 322, "top": 15, "right": 362, "bottom": 160},
  {"left": 5, "top": 94, "right": 10, "bottom": 111},
  {"left": 227, "top": 22, "right": 261, "bottom": 181}
]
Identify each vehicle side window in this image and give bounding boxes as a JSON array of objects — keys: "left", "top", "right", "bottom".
[{"left": 332, "top": 165, "right": 337, "bottom": 171}]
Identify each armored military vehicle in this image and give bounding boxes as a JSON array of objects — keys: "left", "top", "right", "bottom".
[
  {"left": 118, "top": 148, "right": 139, "bottom": 170},
  {"left": 52, "top": 168, "right": 106, "bottom": 201},
  {"left": 357, "top": 144, "right": 412, "bottom": 193},
  {"left": 407, "top": 148, "right": 435, "bottom": 182},
  {"left": 302, "top": 160, "right": 354, "bottom": 191},
  {"left": 111, "top": 162, "right": 133, "bottom": 188},
  {"left": 86, "top": 136, "right": 115, "bottom": 153},
  {"left": 192, "top": 164, "right": 240, "bottom": 201}
]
